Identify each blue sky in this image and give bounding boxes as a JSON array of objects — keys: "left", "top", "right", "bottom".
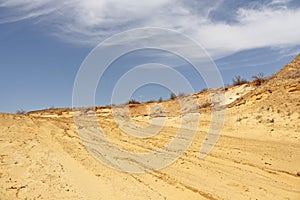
[{"left": 0, "top": 0, "right": 300, "bottom": 113}]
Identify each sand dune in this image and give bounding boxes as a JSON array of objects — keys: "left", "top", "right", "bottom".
[{"left": 0, "top": 55, "right": 300, "bottom": 199}]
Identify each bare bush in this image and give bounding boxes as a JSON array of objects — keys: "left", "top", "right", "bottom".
[
  {"left": 232, "top": 75, "right": 248, "bottom": 86},
  {"left": 201, "top": 88, "right": 208, "bottom": 92},
  {"left": 146, "top": 99, "right": 155, "bottom": 103},
  {"left": 252, "top": 72, "right": 267, "bottom": 85},
  {"left": 16, "top": 109, "right": 26, "bottom": 114},
  {"left": 127, "top": 99, "right": 140, "bottom": 104},
  {"left": 170, "top": 92, "right": 177, "bottom": 100},
  {"left": 178, "top": 92, "right": 186, "bottom": 97}
]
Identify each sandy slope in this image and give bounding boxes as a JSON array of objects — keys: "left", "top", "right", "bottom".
[{"left": 0, "top": 55, "right": 300, "bottom": 199}]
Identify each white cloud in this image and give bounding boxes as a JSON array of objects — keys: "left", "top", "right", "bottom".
[
  {"left": 0, "top": 0, "right": 299, "bottom": 58},
  {"left": 196, "top": 6, "right": 300, "bottom": 58}
]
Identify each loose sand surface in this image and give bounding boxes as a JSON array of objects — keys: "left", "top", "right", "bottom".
[{"left": 1, "top": 55, "right": 300, "bottom": 199}]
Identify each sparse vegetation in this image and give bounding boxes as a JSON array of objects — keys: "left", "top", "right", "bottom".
[
  {"left": 252, "top": 72, "right": 267, "bottom": 85},
  {"left": 146, "top": 99, "right": 155, "bottom": 103},
  {"left": 16, "top": 109, "right": 26, "bottom": 114},
  {"left": 201, "top": 88, "right": 208, "bottom": 92},
  {"left": 158, "top": 97, "right": 163, "bottom": 102},
  {"left": 178, "top": 92, "right": 186, "bottom": 97},
  {"left": 252, "top": 72, "right": 266, "bottom": 81},
  {"left": 127, "top": 99, "right": 140, "bottom": 104},
  {"left": 170, "top": 92, "right": 177, "bottom": 100},
  {"left": 232, "top": 75, "right": 248, "bottom": 86}
]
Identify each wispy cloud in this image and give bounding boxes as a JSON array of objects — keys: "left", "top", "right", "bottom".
[
  {"left": 0, "top": 0, "right": 300, "bottom": 58},
  {"left": 196, "top": 6, "right": 300, "bottom": 58}
]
